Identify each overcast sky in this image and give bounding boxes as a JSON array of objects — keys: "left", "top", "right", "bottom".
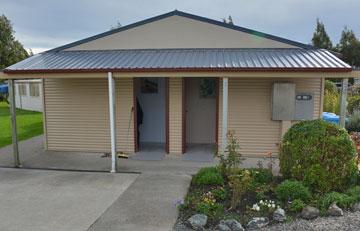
[{"left": 1, "top": 0, "right": 360, "bottom": 54}]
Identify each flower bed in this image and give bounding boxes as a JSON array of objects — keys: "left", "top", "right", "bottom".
[{"left": 175, "top": 125, "right": 360, "bottom": 230}]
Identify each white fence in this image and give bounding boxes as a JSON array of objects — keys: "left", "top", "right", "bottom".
[{"left": 15, "top": 79, "right": 43, "bottom": 112}]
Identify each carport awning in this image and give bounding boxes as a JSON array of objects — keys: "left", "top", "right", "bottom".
[{"left": 3, "top": 48, "right": 351, "bottom": 73}]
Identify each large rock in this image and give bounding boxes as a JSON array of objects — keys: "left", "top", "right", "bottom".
[
  {"left": 216, "top": 223, "right": 231, "bottom": 231},
  {"left": 351, "top": 202, "right": 360, "bottom": 212},
  {"left": 328, "top": 203, "right": 343, "bottom": 216},
  {"left": 217, "top": 219, "right": 244, "bottom": 231},
  {"left": 187, "top": 214, "right": 207, "bottom": 230},
  {"left": 174, "top": 222, "right": 194, "bottom": 231},
  {"left": 301, "top": 206, "right": 319, "bottom": 220},
  {"left": 273, "top": 207, "right": 286, "bottom": 222},
  {"left": 247, "top": 217, "right": 269, "bottom": 229}
]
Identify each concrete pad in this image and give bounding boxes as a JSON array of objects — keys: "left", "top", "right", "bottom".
[
  {"left": 0, "top": 135, "right": 218, "bottom": 174},
  {"left": 182, "top": 144, "right": 215, "bottom": 162},
  {"left": 0, "top": 168, "right": 138, "bottom": 231},
  {"left": 0, "top": 135, "right": 280, "bottom": 174},
  {"left": 130, "top": 143, "right": 165, "bottom": 160},
  {"left": 0, "top": 135, "right": 112, "bottom": 172},
  {"left": 88, "top": 173, "right": 192, "bottom": 231}
]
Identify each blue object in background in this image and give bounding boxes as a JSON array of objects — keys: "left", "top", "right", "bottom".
[
  {"left": 322, "top": 112, "right": 349, "bottom": 124},
  {"left": 322, "top": 112, "right": 340, "bottom": 124},
  {"left": 0, "top": 84, "right": 8, "bottom": 94}
]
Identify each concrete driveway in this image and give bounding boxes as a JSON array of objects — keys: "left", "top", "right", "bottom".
[
  {"left": 0, "top": 168, "right": 138, "bottom": 231},
  {"left": 0, "top": 136, "right": 208, "bottom": 231},
  {"left": 0, "top": 135, "right": 277, "bottom": 230}
]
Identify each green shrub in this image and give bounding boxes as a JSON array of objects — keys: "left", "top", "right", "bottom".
[
  {"left": 348, "top": 95, "right": 360, "bottom": 114},
  {"left": 325, "top": 80, "right": 338, "bottom": 94},
  {"left": 345, "top": 186, "right": 360, "bottom": 202},
  {"left": 211, "top": 187, "right": 227, "bottom": 201},
  {"left": 192, "top": 167, "right": 224, "bottom": 186},
  {"left": 217, "top": 131, "right": 243, "bottom": 177},
  {"left": 350, "top": 132, "right": 360, "bottom": 168},
  {"left": 182, "top": 190, "right": 203, "bottom": 211},
  {"left": 324, "top": 80, "right": 340, "bottom": 114},
  {"left": 275, "top": 180, "right": 311, "bottom": 202},
  {"left": 279, "top": 119, "right": 358, "bottom": 193},
  {"left": 318, "top": 192, "right": 355, "bottom": 211},
  {"left": 346, "top": 110, "right": 360, "bottom": 132},
  {"left": 195, "top": 201, "right": 224, "bottom": 220},
  {"left": 289, "top": 199, "right": 305, "bottom": 213},
  {"left": 351, "top": 84, "right": 360, "bottom": 95},
  {"left": 228, "top": 169, "right": 252, "bottom": 209},
  {"left": 254, "top": 184, "right": 272, "bottom": 201},
  {"left": 249, "top": 168, "right": 273, "bottom": 184}
]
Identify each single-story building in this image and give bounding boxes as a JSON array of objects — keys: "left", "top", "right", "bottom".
[
  {"left": 1, "top": 10, "right": 359, "bottom": 172},
  {"left": 14, "top": 79, "right": 43, "bottom": 112}
]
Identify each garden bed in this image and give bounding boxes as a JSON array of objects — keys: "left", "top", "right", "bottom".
[
  {"left": 174, "top": 121, "right": 360, "bottom": 230},
  {"left": 175, "top": 167, "right": 282, "bottom": 228},
  {"left": 175, "top": 166, "right": 360, "bottom": 230}
]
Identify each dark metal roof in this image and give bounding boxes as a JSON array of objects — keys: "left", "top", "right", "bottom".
[
  {"left": 4, "top": 48, "right": 351, "bottom": 73},
  {"left": 47, "top": 10, "right": 313, "bottom": 52}
]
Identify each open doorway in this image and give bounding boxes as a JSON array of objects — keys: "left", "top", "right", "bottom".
[
  {"left": 184, "top": 78, "right": 218, "bottom": 158},
  {"left": 134, "top": 78, "right": 166, "bottom": 154}
]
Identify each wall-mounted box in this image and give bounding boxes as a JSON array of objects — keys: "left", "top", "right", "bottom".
[
  {"left": 271, "top": 82, "right": 314, "bottom": 121},
  {"left": 294, "top": 92, "right": 314, "bottom": 120},
  {"left": 272, "top": 83, "right": 295, "bottom": 121}
]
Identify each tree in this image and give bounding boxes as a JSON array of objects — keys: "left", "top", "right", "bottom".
[
  {"left": 336, "top": 27, "right": 360, "bottom": 67},
  {"left": 28, "top": 48, "right": 34, "bottom": 56},
  {"left": 311, "top": 18, "right": 333, "bottom": 49},
  {"left": 222, "top": 15, "right": 234, "bottom": 25},
  {"left": 110, "top": 21, "right": 122, "bottom": 30},
  {"left": 0, "top": 14, "right": 29, "bottom": 70}
]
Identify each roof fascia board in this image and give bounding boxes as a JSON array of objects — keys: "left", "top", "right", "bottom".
[{"left": 2, "top": 71, "right": 354, "bottom": 80}]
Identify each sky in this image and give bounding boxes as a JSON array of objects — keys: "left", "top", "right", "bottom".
[{"left": 1, "top": 0, "right": 360, "bottom": 54}]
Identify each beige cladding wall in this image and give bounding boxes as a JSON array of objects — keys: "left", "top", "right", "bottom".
[
  {"left": 43, "top": 75, "right": 321, "bottom": 156},
  {"left": 168, "top": 77, "right": 183, "bottom": 154},
  {"left": 217, "top": 77, "right": 322, "bottom": 157},
  {"left": 44, "top": 77, "right": 134, "bottom": 153},
  {"left": 66, "top": 15, "right": 296, "bottom": 50}
]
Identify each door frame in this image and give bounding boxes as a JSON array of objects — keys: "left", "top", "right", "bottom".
[
  {"left": 165, "top": 77, "right": 169, "bottom": 154},
  {"left": 215, "top": 77, "right": 219, "bottom": 145},
  {"left": 182, "top": 77, "right": 219, "bottom": 154},
  {"left": 182, "top": 78, "right": 186, "bottom": 154}
]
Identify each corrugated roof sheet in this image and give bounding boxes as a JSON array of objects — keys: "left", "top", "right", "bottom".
[{"left": 4, "top": 48, "right": 351, "bottom": 73}]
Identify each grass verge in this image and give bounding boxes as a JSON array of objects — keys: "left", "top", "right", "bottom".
[{"left": 0, "top": 102, "right": 43, "bottom": 148}]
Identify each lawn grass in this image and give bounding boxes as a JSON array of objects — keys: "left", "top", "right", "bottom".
[{"left": 0, "top": 101, "right": 43, "bottom": 148}]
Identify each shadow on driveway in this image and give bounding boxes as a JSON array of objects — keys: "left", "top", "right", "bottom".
[{"left": 0, "top": 168, "right": 138, "bottom": 231}]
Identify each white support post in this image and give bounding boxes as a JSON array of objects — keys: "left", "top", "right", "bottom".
[
  {"left": 339, "top": 78, "right": 348, "bottom": 128},
  {"left": 8, "top": 79, "right": 21, "bottom": 167},
  {"left": 108, "top": 72, "right": 117, "bottom": 173},
  {"left": 222, "top": 77, "right": 228, "bottom": 154}
]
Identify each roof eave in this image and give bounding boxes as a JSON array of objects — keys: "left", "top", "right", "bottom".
[{"left": 3, "top": 67, "right": 353, "bottom": 74}]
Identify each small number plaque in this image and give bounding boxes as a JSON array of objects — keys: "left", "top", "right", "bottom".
[{"left": 296, "top": 94, "right": 312, "bottom": 101}]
